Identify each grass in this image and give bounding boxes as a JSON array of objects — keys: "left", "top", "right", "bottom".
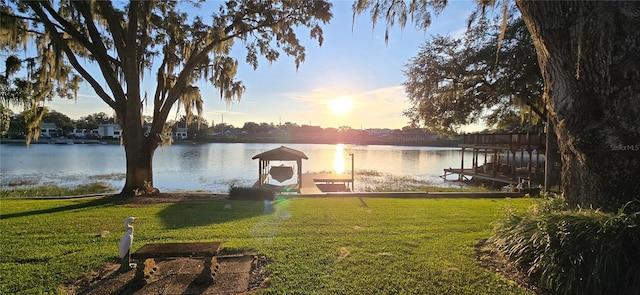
[
  {"left": 0, "top": 196, "right": 537, "bottom": 294},
  {"left": 0, "top": 182, "right": 115, "bottom": 199}
]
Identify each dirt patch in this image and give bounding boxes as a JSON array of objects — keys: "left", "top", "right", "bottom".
[{"left": 475, "top": 239, "right": 550, "bottom": 295}]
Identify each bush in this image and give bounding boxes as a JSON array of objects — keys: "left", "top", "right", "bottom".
[
  {"left": 228, "top": 186, "right": 276, "bottom": 201},
  {"left": 489, "top": 195, "right": 640, "bottom": 295}
]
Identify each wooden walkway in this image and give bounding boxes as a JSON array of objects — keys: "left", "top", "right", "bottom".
[
  {"left": 293, "top": 191, "right": 525, "bottom": 198},
  {"left": 300, "top": 173, "right": 353, "bottom": 194},
  {"left": 254, "top": 172, "right": 353, "bottom": 194},
  {"left": 442, "top": 168, "right": 534, "bottom": 186}
]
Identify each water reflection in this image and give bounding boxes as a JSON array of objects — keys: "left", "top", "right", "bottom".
[
  {"left": 0, "top": 143, "right": 467, "bottom": 192},
  {"left": 333, "top": 144, "right": 345, "bottom": 174}
]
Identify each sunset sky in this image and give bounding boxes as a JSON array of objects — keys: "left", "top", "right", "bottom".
[{"left": 41, "top": 1, "right": 480, "bottom": 130}]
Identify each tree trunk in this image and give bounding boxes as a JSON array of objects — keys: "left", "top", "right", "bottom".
[
  {"left": 120, "top": 130, "right": 157, "bottom": 197},
  {"left": 516, "top": 1, "right": 640, "bottom": 212},
  {"left": 118, "top": 94, "right": 160, "bottom": 197}
]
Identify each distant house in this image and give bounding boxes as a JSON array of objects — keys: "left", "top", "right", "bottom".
[
  {"left": 70, "top": 128, "right": 92, "bottom": 138},
  {"left": 391, "top": 130, "right": 439, "bottom": 142},
  {"left": 174, "top": 127, "right": 188, "bottom": 140},
  {"left": 268, "top": 129, "right": 287, "bottom": 135},
  {"left": 70, "top": 129, "right": 84, "bottom": 138},
  {"left": 97, "top": 123, "right": 122, "bottom": 138},
  {"left": 40, "top": 122, "right": 58, "bottom": 138},
  {"left": 365, "top": 128, "right": 393, "bottom": 137},
  {"left": 70, "top": 129, "right": 101, "bottom": 139}
]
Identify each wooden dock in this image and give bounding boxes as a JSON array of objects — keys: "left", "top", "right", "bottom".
[
  {"left": 442, "top": 168, "right": 522, "bottom": 185},
  {"left": 443, "top": 132, "right": 551, "bottom": 188},
  {"left": 254, "top": 172, "right": 354, "bottom": 194},
  {"left": 292, "top": 191, "right": 525, "bottom": 198},
  {"left": 300, "top": 173, "right": 353, "bottom": 194}
]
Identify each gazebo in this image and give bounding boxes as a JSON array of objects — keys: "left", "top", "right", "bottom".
[{"left": 252, "top": 146, "right": 308, "bottom": 191}]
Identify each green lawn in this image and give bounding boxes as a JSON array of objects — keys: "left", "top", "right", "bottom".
[{"left": 0, "top": 196, "right": 536, "bottom": 294}]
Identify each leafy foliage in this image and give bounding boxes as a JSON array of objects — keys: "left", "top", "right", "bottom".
[
  {"left": 75, "top": 112, "right": 115, "bottom": 130},
  {"left": 403, "top": 17, "right": 543, "bottom": 135},
  {"left": 0, "top": 74, "right": 49, "bottom": 144},
  {"left": 352, "top": 0, "right": 448, "bottom": 44},
  {"left": 490, "top": 196, "right": 640, "bottom": 295}
]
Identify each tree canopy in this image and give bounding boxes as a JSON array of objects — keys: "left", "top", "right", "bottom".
[{"left": 402, "top": 13, "right": 543, "bottom": 135}]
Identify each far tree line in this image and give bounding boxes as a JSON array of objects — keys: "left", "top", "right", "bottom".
[
  {"left": 1, "top": 107, "right": 451, "bottom": 145},
  {"left": 1, "top": 107, "right": 537, "bottom": 143}
]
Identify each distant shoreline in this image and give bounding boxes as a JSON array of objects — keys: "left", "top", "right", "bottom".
[{"left": 0, "top": 138, "right": 462, "bottom": 148}]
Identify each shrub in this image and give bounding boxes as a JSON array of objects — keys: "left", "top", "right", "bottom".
[
  {"left": 489, "top": 195, "right": 640, "bottom": 295},
  {"left": 228, "top": 186, "right": 276, "bottom": 201}
]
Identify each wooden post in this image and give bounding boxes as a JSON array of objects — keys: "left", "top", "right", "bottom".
[
  {"left": 483, "top": 149, "right": 487, "bottom": 167},
  {"left": 460, "top": 147, "right": 465, "bottom": 181},
  {"left": 511, "top": 150, "right": 516, "bottom": 179},
  {"left": 527, "top": 150, "right": 532, "bottom": 184},
  {"left": 258, "top": 160, "right": 262, "bottom": 187},
  {"left": 350, "top": 153, "right": 354, "bottom": 191},
  {"left": 297, "top": 159, "right": 302, "bottom": 190},
  {"left": 536, "top": 149, "right": 540, "bottom": 179},
  {"left": 472, "top": 148, "right": 477, "bottom": 174},
  {"left": 493, "top": 150, "right": 498, "bottom": 177}
]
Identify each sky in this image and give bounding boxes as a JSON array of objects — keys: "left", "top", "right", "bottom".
[{"left": 40, "top": 1, "right": 481, "bottom": 130}]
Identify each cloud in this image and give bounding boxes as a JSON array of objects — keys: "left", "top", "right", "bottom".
[
  {"left": 279, "top": 89, "right": 335, "bottom": 105},
  {"left": 351, "top": 85, "right": 407, "bottom": 108},
  {"left": 75, "top": 93, "right": 101, "bottom": 99}
]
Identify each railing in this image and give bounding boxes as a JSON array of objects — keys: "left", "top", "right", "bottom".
[{"left": 462, "top": 133, "right": 545, "bottom": 150}]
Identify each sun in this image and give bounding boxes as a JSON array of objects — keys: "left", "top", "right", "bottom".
[{"left": 328, "top": 96, "right": 354, "bottom": 115}]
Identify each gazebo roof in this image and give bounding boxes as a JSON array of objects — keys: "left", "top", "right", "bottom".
[{"left": 252, "top": 146, "right": 308, "bottom": 161}]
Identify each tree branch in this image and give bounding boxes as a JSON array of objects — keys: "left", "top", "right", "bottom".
[
  {"left": 122, "top": 0, "right": 140, "bottom": 101},
  {"left": 34, "top": 2, "right": 122, "bottom": 68},
  {"left": 96, "top": 1, "right": 127, "bottom": 60},
  {"left": 156, "top": 10, "right": 309, "bottom": 134},
  {"left": 38, "top": 2, "right": 93, "bottom": 51},
  {"left": 1, "top": 11, "right": 41, "bottom": 23},
  {"left": 526, "top": 101, "right": 545, "bottom": 120},
  {"left": 137, "top": 2, "right": 154, "bottom": 75},
  {"left": 66, "top": 1, "right": 127, "bottom": 108},
  {"left": 26, "top": 3, "right": 120, "bottom": 114},
  {"left": 64, "top": 47, "right": 121, "bottom": 113}
]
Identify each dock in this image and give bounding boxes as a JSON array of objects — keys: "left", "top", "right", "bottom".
[
  {"left": 253, "top": 172, "right": 353, "bottom": 194},
  {"left": 299, "top": 173, "right": 353, "bottom": 194},
  {"left": 442, "top": 168, "right": 521, "bottom": 185},
  {"left": 442, "top": 133, "right": 552, "bottom": 189}
]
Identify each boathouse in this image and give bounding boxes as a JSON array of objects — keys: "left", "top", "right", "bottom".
[
  {"left": 442, "top": 133, "right": 558, "bottom": 191},
  {"left": 252, "top": 146, "right": 308, "bottom": 192},
  {"left": 252, "top": 146, "right": 354, "bottom": 194}
]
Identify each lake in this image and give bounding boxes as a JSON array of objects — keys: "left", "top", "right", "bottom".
[{"left": 0, "top": 143, "right": 469, "bottom": 193}]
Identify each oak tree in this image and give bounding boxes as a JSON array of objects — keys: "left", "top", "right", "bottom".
[
  {"left": 354, "top": 0, "right": 640, "bottom": 211},
  {"left": 2, "top": 0, "right": 332, "bottom": 196}
]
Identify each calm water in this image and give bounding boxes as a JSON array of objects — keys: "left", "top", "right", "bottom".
[{"left": 0, "top": 143, "right": 468, "bottom": 193}]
